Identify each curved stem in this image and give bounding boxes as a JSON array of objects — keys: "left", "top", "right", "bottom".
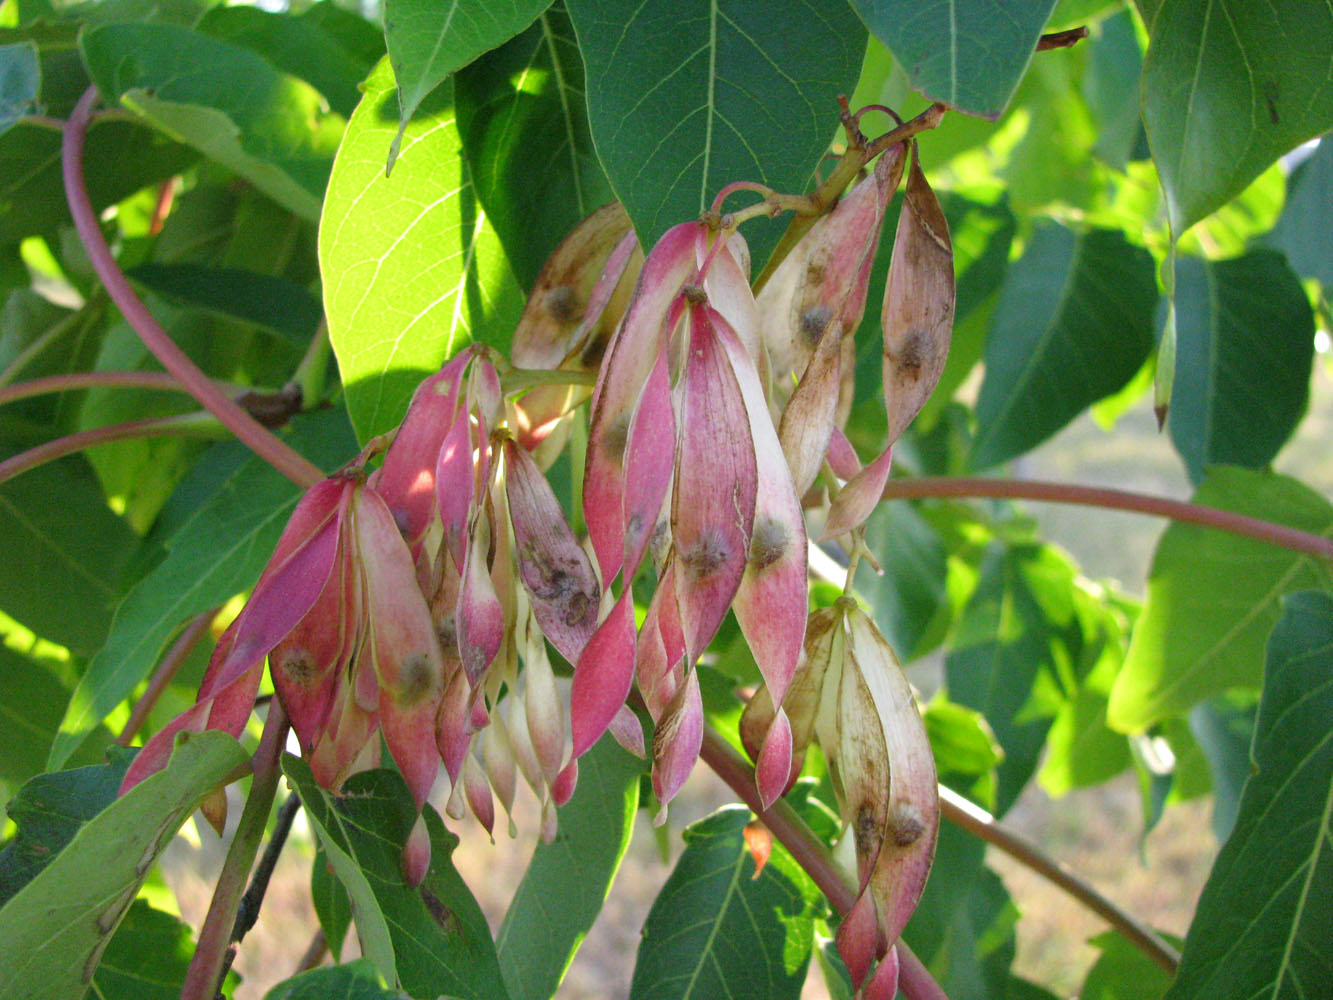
[
  {"left": 180, "top": 701, "right": 290, "bottom": 1000},
  {"left": 938, "top": 786, "right": 1180, "bottom": 974},
  {"left": 878, "top": 476, "right": 1333, "bottom": 561},
  {"left": 118, "top": 609, "right": 217, "bottom": 746},
  {"left": 0, "top": 370, "right": 193, "bottom": 407},
  {"left": 699, "top": 725, "right": 950, "bottom": 1000},
  {"left": 0, "top": 412, "right": 226, "bottom": 486},
  {"left": 62, "top": 87, "right": 323, "bottom": 490}
]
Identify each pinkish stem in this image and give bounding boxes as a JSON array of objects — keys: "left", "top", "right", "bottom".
[
  {"left": 0, "top": 414, "right": 222, "bottom": 486},
  {"left": 62, "top": 86, "right": 322, "bottom": 490},
  {"left": 117, "top": 609, "right": 217, "bottom": 746},
  {"left": 0, "top": 370, "right": 193, "bottom": 407},
  {"left": 878, "top": 476, "right": 1333, "bottom": 562}
]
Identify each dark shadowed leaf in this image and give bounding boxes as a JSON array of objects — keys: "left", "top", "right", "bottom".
[
  {"left": 1142, "top": 0, "right": 1333, "bottom": 232},
  {"left": 81, "top": 23, "right": 344, "bottom": 220},
  {"left": 1107, "top": 468, "right": 1333, "bottom": 731},
  {"left": 945, "top": 541, "right": 1076, "bottom": 814},
  {"left": 855, "top": 500, "right": 948, "bottom": 660},
  {"left": 127, "top": 263, "right": 322, "bottom": 348},
  {"left": 48, "top": 409, "right": 356, "bottom": 769},
  {"left": 1186, "top": 693, "right": 1256, "bottom": 842},
  {"left": 848, "top": 0, "right": 1057, "bottom": 119},
  {"left": 0, "top": 731, "right": 248, "bottom": 1000},
  {"left": 0, "top": 118, "right": 196, "bottom": 252},
  {"left": 1267, "top": 136, "right": 1333, "bottom": 289},
  {"left": 311, "top": 844, "right": 352, "bottom": 961},
  {"left": 497, "top": 736, "right": 641, "bottom": 1000},
  {"left": 904, "top": 823, "right": 1019, "bottom": 997},
  {"left": 0, "top": 455, "right": 137, "bottom": 656},
  {"left": 1164, "top": 591, "right": 1333, "bottom": 1000},
  {"left": 384, "top": 0, "right": 551, "bottom": 169},
  {"left": 565, "top": 0, "right": 865, "bottom": 266},
  {"left": 264, "top": 960, "right": 395, "bottom": 1000},
  {"left": 971, "top": 223, "right": 1157, "bottom": 471},
  {"left": 1081, "top": 929, "right": 1179, "bottom": 1000},
  {"left": 1168, "top": 251, "right": 1313, "bottom": 484},
  {"left": 0, "top": 42, "right": 39, "bottom": 138},
  {"left": 320, "top": 57, "right": 523, "bottom": 442},
  {"left": 197, "top": 4, "right": 376, "bottom": 118},
  {"left": 0, "top": 747, "right": 133, "bottom": 908},
  {"left": 284, "top": 758, "right": 511, "bottom": 1000},
  {"left": 455, "top": 3, "right": 617, "bottom": 290},
  {"left": 629, "top": 805, "right": 820, "bottom": 1000},
  {"left": 90, "top": 899, "right": 236, "bottom": 1000}
]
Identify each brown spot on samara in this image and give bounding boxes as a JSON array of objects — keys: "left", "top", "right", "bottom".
[
  {"left": 680, "top": 530, "right": 731, "bottom": 579},
  {"left": 396, "top": 654, "right": 437, "bottom": 706},
  {"left": 749, "top": 517, "right": 788, "bottom": 571},
  {"left": 889, "top": 803, "right": 926, "bottom": 847},
  {"left": 799, "top": 304, "right": 833, "bottom": 347},
  {"left": 544, "top": 285, "right": 580, "bottom": 323},
  {"left": 277, "top": 648, "right": 317, "bottom": 686}
]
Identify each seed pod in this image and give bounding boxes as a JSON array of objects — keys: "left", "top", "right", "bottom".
[
  {"left": 511, "top": 203, "right": 642, "bottom": 372},
  {"left": 881, "top": 141, "right": 954, "bottom": 446}
]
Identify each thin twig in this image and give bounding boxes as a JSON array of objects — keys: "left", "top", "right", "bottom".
[
  {"left": 699, "top": 725, "right": 950, "bottom": 1000},
  {"left": 939, "top": 786, "right": 1181, "bottom": 975},
  {"left": 180, "top": 702, "right": 290, "bottom": 1000},
  {"left": 0, "top": 413, "right": 225, "bottom": 486},
  {"left": 214, "top": 793, "right": 304, "bottom": 991},
  {"left": 1037, "top": 26, "right": 1090, "bottom": 50},
  {"left": 877, "top": 476, "right": 1333, "bottom": 561},
  {"left": 117, "top": 609, "right": 217, "bottom": 746},
  {"left": 293, "top": 928, "right": 328, "bottom": 974},
  {"left": 62, "top": 87, "right": 323, "bottom": 490},
  {"left": 0, "top": 370, "right": 190, "bottom": 406}
]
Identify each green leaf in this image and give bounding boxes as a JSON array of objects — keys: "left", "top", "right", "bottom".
[
  {"left": 629, "top": 805, "right": 819, "bottom": 1000},
  {"left": 0, "top": 455, "right": 137, "bottom": 656},
  {"left": 0, "top": 117, "right": 196, "bottom": 248},
  {"left": 81, "top": 23, "right": 344, "bottom": 220},
  {"left": 496, "top": 736, "right": 641, "bottom": 1000},
  {"left": 384, "top": 0, "right": 551, "bottom": 170},
  {"left": 1168, "top": 251, "right": 1314, "bottom": 483},
  {"left": 127, "top": 263, "right": 322, "bottom": 348},
  {"left": 0, "top": 731, "right": 249, "bottom": 1000},
  {"left": 454, "top": 3, "right": 617, "bottom": 290},
  {"left": 1186, "top": 693, "right": 1256, "bottom": 842},
  {"left": 855, "top": 500, "right": 948, "bottom": 660},
  {"left": 283, "top": 757, "right": 511, "bottom": 1000},
  {"left": 1267, "top": 137, "right": 1333, "bottom": 289},
  {"left": 970, "top": 223, "right": 1158, "bottom": 470},
  {"left": 945, "top": 541, "right": 1077, "bottom": 814},
  {"left": 0, "top": 646, "right": 104, "bottom": 799},
  {"left": 1084, "top": 10, "right": 1145, "bottom": 172},
  {"left": 1107, "top": 468, "right": 1333, "bottom": 732},
  {"left": 90, "top": 899, "right": 236, "bottom": 1000},
  {"left": 0, "top": 746, "right": 133, "bottom": 907},
  {"left": 264, "top": 960, "right": 396, "bottom": 1000},
  {"left": 320, "top": 56, "right": 524, "bottom": 442},
  {"left": 565, "top": 0, "right": 865, "bottom": 265},
  {"left": 0, "top": 42, "right": 38, "bottom": 138},
  {"left": 1163, "top": 590, "right": 1333, "bottom": 1000},
  {"left": 1081, "top": 929, "right": 1178, "bottom": 1000},
  {"left": 311, "top": 844, "right": 352, "bottom": 961},
  {"left": 48, "top": 409, "right": 356, "bottom": 768},
  {"left": 1142, "top": 0, "right": 1333, "bottom": 233},
  {"left": 197, "top": 4, "right": 377, "bottom": 118},
  {"left": 848, "top": 0, "right": 1058, "bottom": 119},
  {"left": 924, "top": 695, "right": 1002, "bottom": 808}
]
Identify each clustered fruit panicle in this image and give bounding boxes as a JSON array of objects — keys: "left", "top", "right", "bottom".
[{"left": 126, "top": 129, "right": 955, "bottom": 998}]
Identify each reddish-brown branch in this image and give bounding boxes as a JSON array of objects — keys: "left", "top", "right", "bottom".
[
  {"left": 117, "top": 609, "right": 217, "bottom": 746},
  {"left": 62, "top": 87, "right": 322, "bottom": 490},
  {"left": 879, "top": 476, "right": 1333, "bottom": 561},
  {"left": 699, "top": 725, "right": 950, "bottom": 1000},
  {"left": 180, "top": 702, "right": 290, "bottom": 1000},
  {"left": 0, "top": 415, "right": 221, "bottom": 486},
  {"left": 0, "top": 370, "right": 191, "bottom": 407}
]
